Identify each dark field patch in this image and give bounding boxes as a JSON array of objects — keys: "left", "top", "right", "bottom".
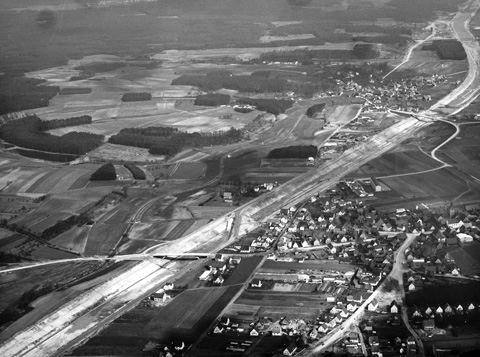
[{"left": 225, "top": 256, "right": 264, "bottom": 286}]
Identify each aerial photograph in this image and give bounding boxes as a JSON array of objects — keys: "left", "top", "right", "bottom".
[{"left": 1, "top": 0, "right": 480, "bottom": 356}]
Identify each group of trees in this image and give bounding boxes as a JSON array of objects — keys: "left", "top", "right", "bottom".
[
  {"left": 0, "top": 115, "right": 104, "bottom": 155},
  {"left": 38, "top": 115, "right": 92, "bottom": 131},
  {"left": 236, "top": 98, "right": 293, "bottom": 116},
  {"left": 109, "top": 126, "right": 242, "bottom": 157},
  {"left": 423, "top": 40, "right": 467, "bottom": 60},
  {"left": 194, "top": 93, "right": 230, "bottom": 106},
  {"left": 268, "top": 145, "right": 318, "bottom": 159},
  {"left": 0, "top": 76, "right": 59, "bottom": 115},
  {"left": 306, "top": 103, "right": 326, "bottom": 118},
  {"left": 121, "top": 92, "right": 152, "bottom": 102},
  {"left": 172, "top": 70, "right": 291, "bottom": 93},
  {"left": 90, "top": 163, "right": 116, "bottom": 181},
  {"left": 124, "top": 164, "right": 146, "bottom": 180}
]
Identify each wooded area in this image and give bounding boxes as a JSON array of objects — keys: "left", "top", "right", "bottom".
[
  {"left": 90, "top": 163, "right": 117, "bottom": 181},
  {"left": 422, "top": 40, "right": 467, "bottom": 60},
  {"left": 0, "top": 115, "right": 103, "bottom": 155},
  {"left": 124, "top": 164, "right": 146, "bottom": 180},
  {"left": 236, "top": 98, "right": 293, "bottom": 116},
  {"left": 306, "top": 103, "right": 326, "bottom": 118},
  {"left": 172, "top": 70, "right": 290, "bottom": 93},
  {"left": 0, "top": 76, "right": 59, "bottom": 115},
  {"left": 194, "top": 93, "right": 231, "bottom": 106},
  {"left": 121, "top": 92, "right": 152, "bottom": 102},
  {"left": 109, "top": 126, "right": 242, "bottom": 157},
  {"left": 268, "top": 145, "right": 318, "bottom": 159}
]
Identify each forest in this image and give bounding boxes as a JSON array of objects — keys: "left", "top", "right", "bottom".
[
  {"left": 306, "top": 103, "right": 326, "bottom": 118},
  {"left": 124, "top": 164, "right": 146, "bottom": 180},
  {"left": 109, "top": 126, "right": 242, "bottom": 157},
  {"left": 236, "top": 98, "right": 293, "bottom": 116},
  {"left": 194, "top": 93, "right": 231, "bottom": 106},
  {"left": 0, "top": 76, "right": 59, "bottom": 115},
  {"left": 172, "top": 70, "right": 291, "bottom": 93},
  {"left": 268, "top": 145, "right": 318, "bottom": 159},
  {"left": 0, "top": 115, "right": 104, "bottom": 155},
  {"left": 39, "top": 115, "right": 92, "bottom": 131},
  {"left": 422, "top": 40, "right": 467, "bottom": 60},
  {"left": 90, "top": 163, "right": 117, "bottom": 181},
  {"left": 121, "top": 92, "right": 152, "bottom": 102}
]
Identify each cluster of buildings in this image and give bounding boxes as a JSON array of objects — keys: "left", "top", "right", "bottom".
[{"left": 197, "top": 255, "right": 242, "bottom": 285}]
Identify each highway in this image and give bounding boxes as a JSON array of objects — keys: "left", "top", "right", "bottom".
[{"left": 1, "top": 2, "right": 480, "bottom": 356}]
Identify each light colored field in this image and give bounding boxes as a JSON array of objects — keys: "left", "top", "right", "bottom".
[
  {"left": 224, "top": 303, "right": 260, "bottom": 319},
  {"left": 26, "top": 167, "right": 93, "bottom": 194},
  {"left": 272, "top": 283, "right": 296, "bottom": 292},
  {"left": 89, "top": 143, "right": 164, "bottom": 163},
  {"left": 153, "top": 43, "right": 358, "bottom": 62},
  {"left": 188, "top": 206, "right": 233, "bottom": 219},
  {"left": 170, "top": 162, "right": 205, "bottom": 179},
  {"left": 259, "top": 34, "right": 315, "bottom": 43},
  {"left": 326, "top": 104, "right": 362, "bottom": 125}
]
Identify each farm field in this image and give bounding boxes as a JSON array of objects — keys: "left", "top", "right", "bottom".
[
  {"left": 224, "top": 256, "right": 264, "bottom": 286},
  {"left": 259, "top": 260, "right": 357, "bottom": 273},
  {"left": 83, "top": 223, "right": 127, "bottom": 256},
  {"left": 50, "top": 226, "right": 90, "bottom": 254},
  {"left": 73, "top": 285, "right": 242, "bottom": 355},
  {"left": 30, "top": 246, "right": 79, "bottom": 260},
  {"left": 24, "top": 166, "right": 98, "bottom": 194},
  {"left": 0, "top": 233, "right": 28, "bottom": 253},
  {"left": 377, "top": 167, "right": 469, "bottom": 200},
  {"left": 447, "top": 244, "right": 480, "bottom": 276},
  {"left": 234, "top": 290, "right": 324, "bottom": 321},
  {"left": 348, "top": 146, "right": 442, "bottom": 178},
  {"left": 437, "top": 123, "right": 480, "bottom": 178},
  {"left": 170, "top": 162, "right": 205, "bottom": 180}
]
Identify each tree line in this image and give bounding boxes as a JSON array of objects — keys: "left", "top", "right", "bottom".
[
  {"left": 306, "top": 103, "right": 326, "bottom": 118},
  {"left": 90, "top": 163, "right": 116, "bottom": 181},
  {"left": 39, "top": 115, "right": 92, "bottom": 131},
  {"left": 124, "top": 164, "right": 146, "bottom": 180},
  {"left": 121, "top": 92, "right": 152, "bottom": 102},
  {"left": 268, "top": 145, "right": 318, "bottom": 159},
  {"left": 0, "top": 115, "right": 104, "bottom": 155},
  {"left": 236, "top": 98, "right": 293, "bottom": 116},
  {"left": 172, "top": 70, "right": 291, "bottom": 93},
  {"left": 109, "top": 126, "right": 242, "bottom": 157},
  {"left": 195, "top": 93, "right": 231, "bottom": 106}
]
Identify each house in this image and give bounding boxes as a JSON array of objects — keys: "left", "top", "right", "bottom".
[
  {"left": 347, "top": 302, "right": 358, "bottom": 312},
  {"left": 456, "top": 304, "right": 464, "bottom": 314},
  {"left": 213, "top": 325, "right": 224, "bottom": 334},
  {"left": 283, "top": 340, "right": 298, "bottom": 356},
  {"left": 408, "top": 282, "right": 416, "bottom": 291},
  {"left": 390, "top": 300, "right": 399, "bottom": 314},
  {"left": 318, "top": 324, "right": 329, "bottom": 333},
  {"left": 250, "top": 328, "right": 259, "bottom": 336},
  {"left": 467, "top": 303, "right": 476, "bottom": 311},
  {"left": 435, "top": 305, "right": 444, "bottom": 314},
  {"left": 368, "top": 335, "right": 379, "bottom": 346},
  {"left": 412, "top": 307, "right": 422, "bottom": 318},
  {"left": 443, "top": 303, "right": 453, "bottom": 314},
  {"left": 164, "top": 282, "right": 174, "bottom": 291},
  {"left": 214, "top": 275, "right": 225, "bottom": 285},
  {"left": 271, "top": 323, "right": 283, "bottom": 336},
  {"left": 251, "top": 278, "right": 262, "bottom": 288},
  {"left": 424, "top": 306, "right": 433, "bottom": 316},
  {"left": 348, "top": 332, "right": 359, "bottom": 343},
  {"left": 423, "top": 319, "right": 435, "bottom": 331},
  {"left": 368, "top": 299, "right": 379, "bottom": 311},
  {"left": 309, "top": 329, "right": 318, "bottom": 339}
]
